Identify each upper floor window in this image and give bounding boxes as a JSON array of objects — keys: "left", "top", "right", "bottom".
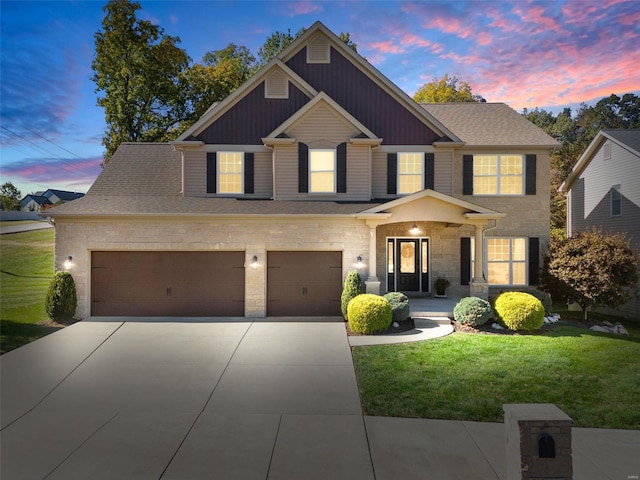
[
  {"left": 611, "top": 184, "right": 622, "bottom": 216},
  {"left": 473, "top": 155, "right": 524, "bottom": 195},
  {"left": 218, "top": 152, "right": 244, "bottom": 194},
  {"left": 398, "top": 153, "right": 424, "bottom": 195},
  {"left": 309, "top": 149, "right": 336, "bottom": 193}
]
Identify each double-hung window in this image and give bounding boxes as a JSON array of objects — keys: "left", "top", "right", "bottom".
[
  {"left": 309, "top": 149, "right": 336, "bottom": 193},
  {"left": 398, "top": 153, "right": 424, "bottom": 195},
  {"left": 487, "top": 237, "right": 527, "bottom": 285},
  {"left": 217, "top": 152, "right": 244, "bottom": 194},
  {"left": 611, "top": 184, "right": 622, "bottom": 216},
  {"left": 473, "top": 155, "right": 523, "bottom": 195}
]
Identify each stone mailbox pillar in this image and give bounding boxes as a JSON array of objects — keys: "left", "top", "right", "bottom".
[{"left": 504, "top": 404, "right": 573, "bottom": 480}]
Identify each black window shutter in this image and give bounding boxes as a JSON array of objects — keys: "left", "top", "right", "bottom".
[
  {"left": 206, "top": 152, "right": 216, "bottom": 193},
  {"left": 424, "top": 153, "right": 435, "bottom": 190},
  {"left": 337, "top": 142, "right": 347, "bottom": 193},
  {"left": 463, "top": 155, "right": 473, "bottom": 195},
  {"left": 298, "top": 143, "right": 309, "bottom": 193},
  {"left": 525, "top": 154, "right": 536, "bottom": 195},
  {"left": 387, "top": 153, "right": 397, "bottom": 195},
  {"left": 529, "top": 237, "right": 540, "bottom": 285},
  {"left": 244, "top": 152, "right": 254, "bottom": 194},
  {"left": 460, "top": 237, "right": 471, "bottom": 285}
]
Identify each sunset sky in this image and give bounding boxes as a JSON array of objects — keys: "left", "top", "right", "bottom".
[{"left": 1, "top": 0, "right": 639, "bottom": 196}]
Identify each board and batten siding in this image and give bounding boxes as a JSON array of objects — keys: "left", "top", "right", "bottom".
[{"left": 183, "top": 149, "right": 273, "bottom": 198}]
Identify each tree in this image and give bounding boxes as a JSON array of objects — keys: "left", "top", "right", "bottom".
[
  {"left": 413, "top": 74, "right": 486, "bottom": 104},
  {"left": 0, "top": 182, "right": 21, "bottom": 211},
  {"left": 179, "top": 44, "right": 256, "bottom": 131},
  {"left": 92, "top": 0, "right": 190, "bottom": 161},
  {"left": 546, "top": 228, "right": 639, "bottom": 320}
]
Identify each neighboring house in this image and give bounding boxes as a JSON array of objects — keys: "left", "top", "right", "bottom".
[
  {"left": 20, "top": 194, "right": 53, "bottom": 211},
  {"left": 560, "top": 129, "right": 640, "bottom": 318},
  {"left": 44, "top": 22, "right": 558, "bottom": 319},
  {"left": 21, "top": 189, "right": 84, "bottom": 211}
]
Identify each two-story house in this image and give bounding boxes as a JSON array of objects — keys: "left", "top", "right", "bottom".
[
  {"left": 560, "top": 129, "right": 640, "bottom": 318},
  {"left": 44, "top": 22, "right": 558, "bottom": 319}
]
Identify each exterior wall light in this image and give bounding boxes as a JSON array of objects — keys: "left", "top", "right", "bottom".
[
  {"left": 355, "top": 255, "right": 363, "bottom": 269},
  {"left": 410, "top": 224, "right": 420, "bottom": 235},
  {"left": 63, "top": 256, "right": 73, "bottom": 270},
  {"left": 251, "top": 255, "right": 258, "bottom": 269}
]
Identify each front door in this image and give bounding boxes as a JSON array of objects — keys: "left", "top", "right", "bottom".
[{"left": 387, "top": 238, "right": 430, "bottom": 293}]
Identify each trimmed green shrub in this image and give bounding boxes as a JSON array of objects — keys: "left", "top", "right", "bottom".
[
  {"left": 341, "top": 270, "right": 363, "bottom": 320},
  {"left": 522, "top": 289, "right": 553, "bottom": 316},
  {"left": 494, "top": 291, "right": 544, "bottom": 331},
  {"left": 45, "top": 271, "right": 77, "bottom": 323},
  {"left": 383, "top": 292, "right": 410, "bottom": 322},
  {"left": 347, "top": 294, "right": 392, "bottom": 334},
  {"left": 453, "top": 297, "right": 493, "bottom": 327}
]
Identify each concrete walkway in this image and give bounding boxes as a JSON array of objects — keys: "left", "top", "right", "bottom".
[{"left": 1, "top": 319, "right": 639, "bottom": 479}]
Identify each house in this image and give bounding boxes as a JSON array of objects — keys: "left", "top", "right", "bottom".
[
  {"left": 43, "top": 22, "right": 558, "bottom": 319},
  {"left": 20, "top": 194, "right": 53, "bottom": 211},
  {"left": 559, "top": 129, "right": 640, "bottom": 318},
  {"left": 21, "top": 189, "right": 84, "bottom": 211}
]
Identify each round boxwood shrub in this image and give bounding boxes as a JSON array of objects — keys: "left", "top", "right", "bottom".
[
  {"left": 494, "top": 291, "right": 544, "bottom": 331},
  {"left": 45, "top": 271, "right": 77, "bottom": 323},
  {"left": 523, "top": 289, "right": 553, "bottom": 316},
  {"left": 453, "top": 296, "right": 493, "bottom": 327},
  {"left": 383, "top": 292, "right": 410, "bottom": 322},
  {"left": 347, "top": 294, "right": 392, "bottom": 334},
  {"left": 341, "top": 270, "right": 363, "bottom": 320}
]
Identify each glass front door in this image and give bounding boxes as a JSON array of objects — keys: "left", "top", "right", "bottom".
[{"left": 387, "top": 238, "right": 429, "bottom": 293}]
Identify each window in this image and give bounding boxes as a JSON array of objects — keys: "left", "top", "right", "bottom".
[
  {"left": 309, "top": 149, "right": 336, "bottom": 193},
  {"left": 217, "top": 152, "right": 244, "bottom": 194},
  {"left": 473, "top": 155, "right": 523, "bottom": 195},
  {"left": 487, "top": 237, "right": 527, "bottom": 285},
  {"left": 398, "top": 153, "right": 424, "bottom": 195},
  {"left": 611, "top": 185, "right": 622, "bottom": 216}
]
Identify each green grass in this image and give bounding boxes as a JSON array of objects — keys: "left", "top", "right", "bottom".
[
  {"left": 0, "top": 229, "right": 60, "bottom": 353},
  {"left": 353, "top": 326, "right": 640, "bottom": 429}
]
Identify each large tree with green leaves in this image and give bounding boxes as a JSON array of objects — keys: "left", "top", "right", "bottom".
[
  {"left": 0, "top": 182, "right": 21, "bottom": 211},
  {"left": 546, "top": 228, "right": 639, "bottom": 320},
  {"left": 92, "top": 0, "right": 190, "bottom": 161},
  {"left": 413, "top": 74, "right": 486, "bottom": 104}
]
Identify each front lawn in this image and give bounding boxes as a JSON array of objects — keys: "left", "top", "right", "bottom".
[
  {"left": 352, "top": 325, "right": 640, "bottom": 429},
  {"left": 0, "top": 229, "right": 60, "bottom": 353}
]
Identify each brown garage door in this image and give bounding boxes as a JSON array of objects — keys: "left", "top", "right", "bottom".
[
  {"left": 91, "top": 251, "right": 245, "bottom": 316},
  {"left": 267, "top": 251, "right": 342, "bottom": 316}
]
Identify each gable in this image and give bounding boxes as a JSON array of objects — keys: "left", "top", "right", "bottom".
[
  {"left": 285, "top": 101, "right": 360, "bottom": 143},
  {"left": 285, "top": 46, "right": 441, "bottom": 145}
]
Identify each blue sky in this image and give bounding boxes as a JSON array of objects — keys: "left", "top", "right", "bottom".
[{"left": 1, "top": 0, "right": 639, "bottom": 196}]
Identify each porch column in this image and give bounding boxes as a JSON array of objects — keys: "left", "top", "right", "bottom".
[
  {"left": 470, "top": 221, "right": 489, "bottom": 300},
  {"left": 365, "top": 222, "right": 381, "bottom": 295}
]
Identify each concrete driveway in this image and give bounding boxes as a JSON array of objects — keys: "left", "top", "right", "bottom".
[{"left": 2, "top": 319, "right": 639, "bottom": 480}]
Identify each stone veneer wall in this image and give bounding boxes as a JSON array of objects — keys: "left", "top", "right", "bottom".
[{"left": 54, "top": 217, "right": 369, "bottom": 319}]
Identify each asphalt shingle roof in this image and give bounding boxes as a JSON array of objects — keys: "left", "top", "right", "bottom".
[
  {"left": 422, "top": 103, "right": 560, "bottom": 147},
  {"left": 603, "top": 129, "right": 640, "bottom": 154}
]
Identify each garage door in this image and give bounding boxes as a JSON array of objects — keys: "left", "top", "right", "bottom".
[
  {"left": 91, "top": 251, "right": 245, "bottom": 316},
  {"left": 267, "top": 251, "right": 342, "bottom": 316}
]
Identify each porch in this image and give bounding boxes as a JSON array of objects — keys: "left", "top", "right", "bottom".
[{"left": 408, "top": 295, "right": 459, "bottom": 319}]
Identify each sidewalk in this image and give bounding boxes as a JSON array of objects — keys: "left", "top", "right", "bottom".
[
  {"left": 1, "top": 319, "right": 638, "bottom": 479},
  {"left": 0, "top": 221, "right": 53, "bottom": 235}
]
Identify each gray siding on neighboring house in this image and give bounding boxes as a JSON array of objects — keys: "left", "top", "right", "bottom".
[
  {"left": 195, "top": 81, "right": 310, "bottom": 145},
  {"left": 286, "top": 47, "right": 440, "bottom": 145}
]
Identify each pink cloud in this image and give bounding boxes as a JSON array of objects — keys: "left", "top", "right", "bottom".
[
  {"left": 287, "top": 1, "right": 322, "bottom": 17},
  {"left": 1, "top": 156, "right": 102, "bottom": 193},
  {"left": 369, "top": 39, "right": 404, "bottom": 55}
]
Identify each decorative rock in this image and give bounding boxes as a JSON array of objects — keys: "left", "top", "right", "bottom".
[
  {"left": 602, "top": 320, "right": 613, "bottom": 327},
  {"left": 590, "top": 325, "right": 610, "bottom": 333},
  {"left": 392, "top": 322, "right": 400, "bottom": 328},
  {"left": 590, "top": 323, "right": 629, "bottom": 335},
  {"left": 491, "top": 323, "right": 505, "bottom": 330},
  {"left": 613, "top": 323, "right": 629, "bottom": 335}
]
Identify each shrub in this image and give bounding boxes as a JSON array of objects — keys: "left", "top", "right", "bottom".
[
  {"left": 521, "top": 289, "right": 553, "bottom": 316},
  {"left": 453, "top": 297, "right": 493, "bottom": 327},
  {"left": 347, "top": 294, "right": 392, "bottom": 334},
  {"left": 45, "top": 271, "right": 77, "bottom": 323},
  {"left": 494, "top": 292, "right": 544, "bottom": 331},
  {"left": 383, "top": 292, "right": 410, "bottom": 322},
  {"left": 341, "top": 270, "right": 363, "bottom": 320}
]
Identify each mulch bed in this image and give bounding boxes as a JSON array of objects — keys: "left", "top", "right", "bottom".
[{"left": 345, "top": 318, "right": 415, "bottom": 336}]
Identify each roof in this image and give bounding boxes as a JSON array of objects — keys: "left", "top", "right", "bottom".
[
  {"left": 21, "top": 195, "right": 52, "bottom": 207},
  {"left": 422, "top": 103, "right": 560, "bottom": 147},
  {"left": 45, "top": 189, "right": 85, "bottom": 201},
  {"left": 43, "top": 143, "right": 380, "bottom": 217},
  {"left": 560, "top": 129, "right": 640, "bottom": 193}
]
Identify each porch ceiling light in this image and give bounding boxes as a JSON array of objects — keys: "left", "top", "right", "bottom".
[
  {"left": 63, "top": 256, "right": 73, "bottom": 270},
  {"left": 410, "top": 224, "right": 420, "bottom": 235},
  {"left": 250, "top": 255, "right": 258, "bottom": 269}
]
